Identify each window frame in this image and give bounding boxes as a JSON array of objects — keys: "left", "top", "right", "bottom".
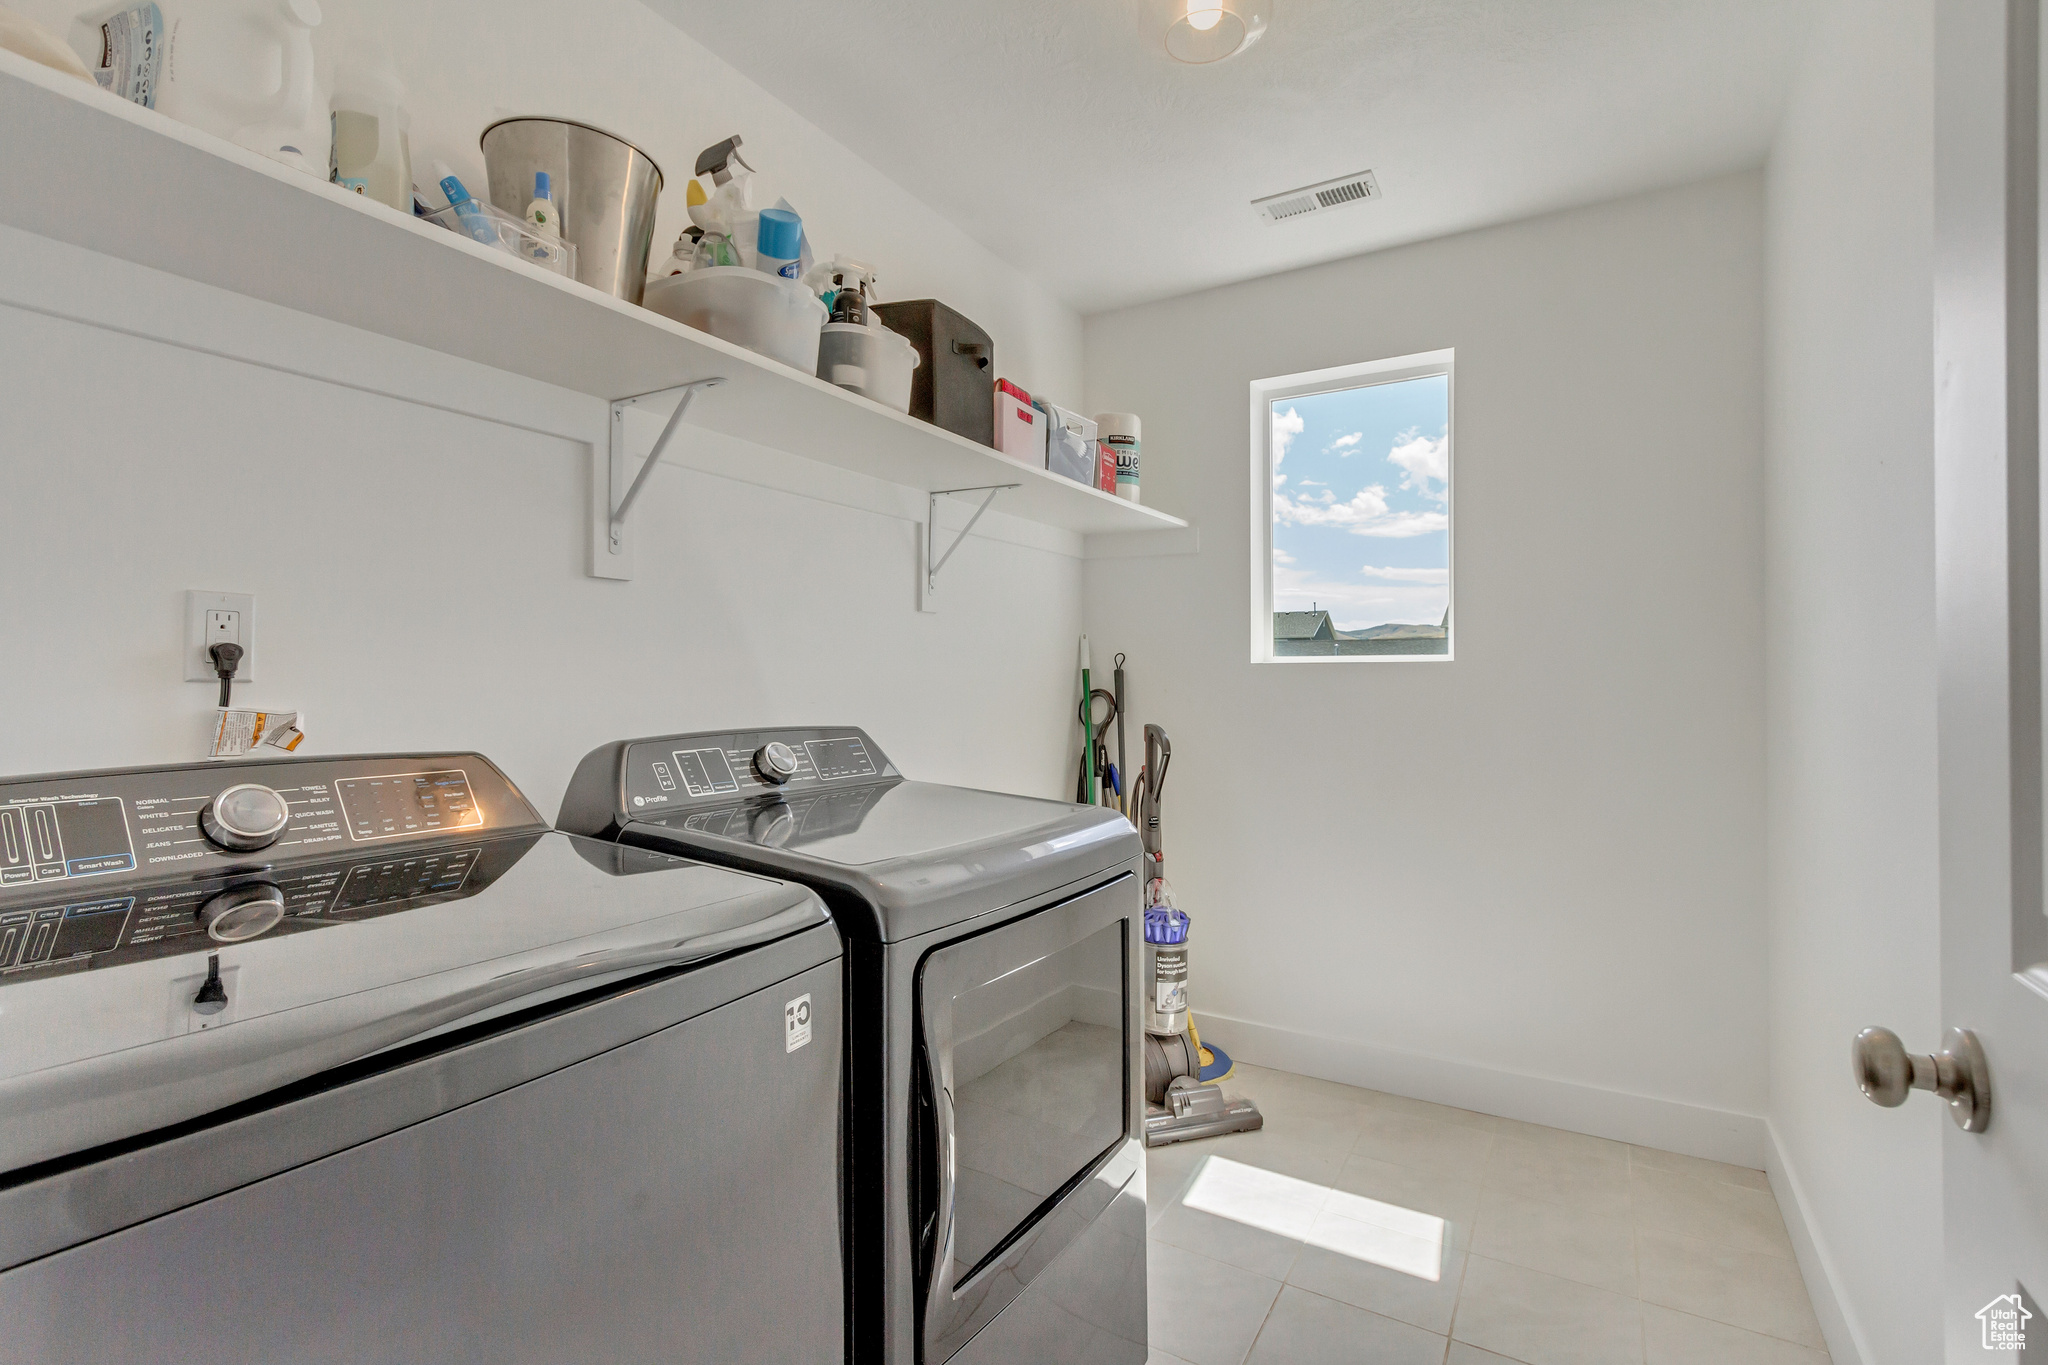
[{"left": 1248, "top": 349, "right": 1457, "bottom": 665}]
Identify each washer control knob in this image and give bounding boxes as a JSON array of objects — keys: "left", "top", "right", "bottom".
[
  {"left": 197, "top": 883, "right": 286, "bottom": 943},
  {"left": 199, "top": 784, "right": 291, "bottom": 851},
  {"left": 754, "top": 742, "right": 799, "bottom": 785}
]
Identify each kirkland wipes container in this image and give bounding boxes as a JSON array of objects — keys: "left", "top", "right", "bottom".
[
  {"left": 643, "top": 266, "right": 826, "bottom": 372},
  {"left": 1098, "top": 412, "right": 1141, "bottom": 502}
]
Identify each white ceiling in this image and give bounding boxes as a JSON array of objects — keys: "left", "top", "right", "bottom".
[{"left": 643, "top": 0, "right": 1812, "bottom": 314}]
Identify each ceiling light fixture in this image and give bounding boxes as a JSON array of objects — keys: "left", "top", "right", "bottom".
[{"left": 1163, "top": 0, "right": 1269, "bottom": 64}]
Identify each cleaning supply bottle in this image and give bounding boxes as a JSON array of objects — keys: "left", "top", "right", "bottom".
[
  {"left": 650, "top": 226, "right": 704, "bottom": 280},
  {"left": 94, "top": 0, "right": 329, "bottom": 174},
  {"left": 329, "top": 52, "right": 410, "bottom": 212},
  {"left": 804, "top": 257, "right": 879, "bottom": 324},
  {"left": 524, "top": 172, "right": 559, "bottom": 239},
  {"left": 692, "top": 134, "right": 758, "bottom": 268},
  {"left": 755, "top": 208, "right": 802, "bottom": 280},
  {"left": 434, "top": 161, "right": 498, "bottom": 248}
]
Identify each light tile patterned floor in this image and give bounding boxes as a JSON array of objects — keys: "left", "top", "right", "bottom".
[{"left": 1145, "top": 1064, "right": 1828, "bottom": 1365}]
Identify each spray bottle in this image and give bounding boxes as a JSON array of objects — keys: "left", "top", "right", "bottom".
[
  {"left": 689, "top": 134, "right": 758, "bottom": 269},
  {"left": 804, "top": 256, "right": 880, "bottom": 324}
]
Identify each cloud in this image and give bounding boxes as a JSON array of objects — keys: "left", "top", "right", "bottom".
[
  {"left": 1387, "top": 428, "right": 1449, "bottom": 502},
  {"left": 1272, "top": 548, "right": 1295, "bottom": 565},
  {"left": 1274, "top": 484, "right": 1448, "bottom": 538},
  {"left": 1272, "top": 407, "right": 1305, "bottom": 465},
  {"left": 1275, "top": 483, "right": 1388, "bottom": 527},
  {"left": 1360, "top": 565, "right": 1450, "bottom": 583},
  {"left": 1325, "top": 432, "right": 1363, "bottom": 455},
  {"left": 1298, "top": 478, "right": 1327, "bottom": 487}
]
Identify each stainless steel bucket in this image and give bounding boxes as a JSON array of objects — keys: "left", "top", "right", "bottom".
[{"left": 480, "top": 118, "right": 663, "bottom": 304}]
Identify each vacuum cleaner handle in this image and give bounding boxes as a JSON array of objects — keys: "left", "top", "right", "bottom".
[{"left": 1141, "top": 724, "right": 1169, "bottom": 865}]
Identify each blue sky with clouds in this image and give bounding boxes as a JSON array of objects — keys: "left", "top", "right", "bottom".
[{"left": 1270, "top": 374, "right": 1451, "bottom": 632}]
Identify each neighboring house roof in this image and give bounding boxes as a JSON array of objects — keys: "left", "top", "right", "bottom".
[
  {"left": 1274, "top": 611, "right": 1334, "bottom": 640},
  {"left": 1339, "top": 622, "right": 1448, "bottom": 640}
]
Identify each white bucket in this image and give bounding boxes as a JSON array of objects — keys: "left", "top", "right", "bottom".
[{"left": 816, "top": 321, "right": 920, "bottom": 413}]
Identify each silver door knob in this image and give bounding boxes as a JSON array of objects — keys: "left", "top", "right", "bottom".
[{"left": 1852, "top": 1025, "right": 1991, "bottom": 1132}]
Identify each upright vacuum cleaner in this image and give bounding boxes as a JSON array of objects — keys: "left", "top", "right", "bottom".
[{"left": 1135, "top": 724, "right": 1263, "bottom": 1145}]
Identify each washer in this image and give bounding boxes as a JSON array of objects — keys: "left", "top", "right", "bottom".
[
  {"left": 0, "top": 751, "right": 843, "bottom": 1365},
  {"left": 559, "top": 727, "right": 1148, "bottom": 1365}
]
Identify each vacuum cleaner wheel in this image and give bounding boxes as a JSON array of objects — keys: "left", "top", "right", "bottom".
[{"left": 1143, "top": 1030, "right": 1200, "bottom": 1106}]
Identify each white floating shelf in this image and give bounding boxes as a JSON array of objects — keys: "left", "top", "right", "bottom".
[{"left": 0, "top": 50, "right": 1186, "bottom": 540}]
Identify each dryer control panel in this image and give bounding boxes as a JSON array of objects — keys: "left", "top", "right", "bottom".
[
  {"left": 0, "top": 753, "right": 547, "bottom": 903},
  {"left": 615, "top": 728, "right": 900, "bottom": 815}
]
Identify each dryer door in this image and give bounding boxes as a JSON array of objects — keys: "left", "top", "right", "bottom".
[{"left": 915, "top": 873, "right": 1139, "bottom": 1363}]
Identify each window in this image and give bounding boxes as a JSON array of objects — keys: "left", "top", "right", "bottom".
[{"left": 1250, "top": 350, "right": 1453, "bottom": 662}]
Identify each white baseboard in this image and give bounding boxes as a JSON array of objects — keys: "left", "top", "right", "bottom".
[
  {"left": 1198, "top": 1011, "right": 1768, "bottom": 1167},
  {"left": 1764, "top": 1120, "right": 1870, "bottom": 1365}
]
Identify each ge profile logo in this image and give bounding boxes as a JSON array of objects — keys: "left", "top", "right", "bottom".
[
  {"left": 633, "top": 796, "right": 644, "bottom": 806},
  {"left": 1978, "top": 1294, "right": 2032, "bottom": 1352},
  {"left": 784, "top": 993, "right": 813, "bottom": 1053}
]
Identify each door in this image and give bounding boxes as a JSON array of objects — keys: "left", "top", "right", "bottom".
[
  {"left": 1934, "top": 2, "right": 2048, "bottom": 1353},
  {"left": 914, "top": 876, "right": 1138, "bottom": 1363}
]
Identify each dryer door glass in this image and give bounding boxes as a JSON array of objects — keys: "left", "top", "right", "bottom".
[
  {"left": 916, "top": 874, "right": 1135, "bottom": 1360},
  {"left": 948, "top": 919, "right": 1123, "bottom": 1274}
]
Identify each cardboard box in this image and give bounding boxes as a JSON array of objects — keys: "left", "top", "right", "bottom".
[{"left": 1096, "top": 441, "right": 1117, "bottom": 493}]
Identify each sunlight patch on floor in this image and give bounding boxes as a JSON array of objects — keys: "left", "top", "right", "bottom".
[{"left": 1179, "top": 1155, "right": 1445, "bottom": 1281}]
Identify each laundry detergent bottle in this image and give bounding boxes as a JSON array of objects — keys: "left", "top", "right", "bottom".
[{"left": 111, "top": 0, "right": 330, "bottom": 175}]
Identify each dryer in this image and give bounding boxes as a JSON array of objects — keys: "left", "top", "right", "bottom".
[
  {"left": 559, "top": 727, "right": 1148, "bottom": 1365},
  {"left": 0, "top": 751, "right": 843, "bottom": 1365}
]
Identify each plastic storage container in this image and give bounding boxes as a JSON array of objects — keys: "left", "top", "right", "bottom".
[
  {"left": 1041, "top": 403, "right": 1097, "bottom": 485},
  {"left": 994, "top": 380, "right": 1046, "bottom": 465},
  {"left": 817, "top": 322, "right": 919, "bottom": 412},
  {"left": 643, "top": 266, "right": 826, "bottom": 373},
  {"left": 425, "top": 200, "right": 576, "bottom": 277}
]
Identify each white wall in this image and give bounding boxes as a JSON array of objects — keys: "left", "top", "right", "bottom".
[
  {"left": 0, "top": 0, "right": 1090, "bottom": 812},
  {"left": 1762, "top": 2, "right": 1941, "bottom": 1361},
  {"left": 1082, "top": 174, "right": 1769, "bottom": 1160}
]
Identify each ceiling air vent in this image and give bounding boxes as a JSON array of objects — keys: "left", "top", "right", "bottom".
[{"left": 1252, "top": 170, "right": 1381, "bottom": 224}]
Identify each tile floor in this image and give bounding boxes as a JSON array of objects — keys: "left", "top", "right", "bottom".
[{"left": 1144, "top": 1063, "right": 1828, "bottom": 1365}]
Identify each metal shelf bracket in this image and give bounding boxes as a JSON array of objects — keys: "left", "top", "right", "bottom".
[
  {"left": 928, "top": 484, "right": 1019, "bottom": 587},
  {"left": 922, "top": 483, "right": 1019, "bottom": 609},
  {"left": 608, "top": 377, "right": 727, "bottom": 554}
]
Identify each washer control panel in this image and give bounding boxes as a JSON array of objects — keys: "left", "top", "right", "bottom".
[
  {"left": 0, "top": 835, "right": 533, "bottom": 985},
  {"left": 0, "top": 753, "right": 544, "bottom": 904},
  {"left": 615, "top": 728, "right": 900, "bottom": 816}
]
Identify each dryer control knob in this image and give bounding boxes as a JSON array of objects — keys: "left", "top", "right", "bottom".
[
  {"left": 197, "top": 882, "right": 286, "bottom": 942},
  {"left": 754, "top": 742, "right": 799, "bottom": 785},
  {"left": 199, "top": 783, "right": 291, "bottom": 851}
]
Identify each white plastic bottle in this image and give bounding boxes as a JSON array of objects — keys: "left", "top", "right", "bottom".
[
  {"left": 525, "top": 172, "right": 560, "bottom": 238},
  {"left": 139, "top": 0, "right": 331, "bottom": 176},
  {"left": 329, "top": 57, "right": 410, "bottom": 212}
]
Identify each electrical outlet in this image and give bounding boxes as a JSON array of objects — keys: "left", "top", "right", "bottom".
[
  {"left": 185, "top": 591, "right": 255, "bottom": 683},
  {"left": 167, "top": 959, "right": 241, "bottom": 1033}
]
